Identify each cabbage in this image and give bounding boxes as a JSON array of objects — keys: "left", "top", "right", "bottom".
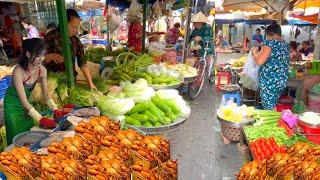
[
  {"left": 156, "top": 89, "right": 180, "bottom": 100},
  {"left": 106, "top": 92, "right": 125, "bottom": 99},
  {"left": 121, "top": 78, "right": 148, "bottom": 92},
  {"left": 122, "top": 79, "right": 155, "bottom": 103},
  {"left": 97, "top": 96, "right": 135, "bottom": 116},
  {"left": 156, "top": 89, "right": 190, "bottom": 117},
  {"left": 125, "top": 87, "right": 155, "bottom": 103}
]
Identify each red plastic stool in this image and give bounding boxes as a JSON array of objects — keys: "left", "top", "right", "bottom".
[{"left": 216, "top": 71, "right": 231, "bottom": 90}]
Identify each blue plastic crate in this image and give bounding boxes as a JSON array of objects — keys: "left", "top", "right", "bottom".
[{"left": 0, "top": 90, "right": 6, "bottom": 99}]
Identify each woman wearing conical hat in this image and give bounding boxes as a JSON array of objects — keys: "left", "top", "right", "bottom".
[{"left": 189, "top": 12, "right": 214, "bottom": 56}]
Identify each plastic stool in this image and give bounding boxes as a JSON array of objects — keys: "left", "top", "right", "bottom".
[
  {"left": 222, "top": 93, "right": 241, "bottom": 106},
  {"left": 216, "top": 71, "right": 231, "bottom": 90}
]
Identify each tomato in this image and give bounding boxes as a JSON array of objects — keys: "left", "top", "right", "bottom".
[
  {"left": 270, "top": 147, "right": 276, "bottom": 154},
  {"left": 265, "top": 149, "right": 270, "bottom": 156},
  {"left": 280, "top": 147, "right": 287, "bottom": 153},
  {"left": 256, "top": 147, "right": 262, "bottom": 154}
]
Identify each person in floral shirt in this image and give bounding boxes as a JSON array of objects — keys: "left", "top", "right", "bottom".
[
  {"left": 44, "top": 9, "right": 96, "bottom": 90},
  {"left": 127, "top": 15, "right": 143, "bottom": 53},
  {"left": 252, "top": 23, "right": 290, "bottom": 110},
  {"left": 189, "top": 12, "right": 214, "bottom": 56}
]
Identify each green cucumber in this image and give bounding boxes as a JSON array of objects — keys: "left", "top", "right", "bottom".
[
  {"left": 129, "top": 114, "right": 149, "bottom": 123},
  {"left": 165, "top": 101, "right": 181, "bottom": 114},
  {"left": 143, "top": 110, "right": 158, "bottom": 123},
  {"left": 163, "top": 117, "right": 172, "bottom": 125},
  {"left": 151, "top": 96, "right": 173, "bottom": 114},
  {"left": 128, "top": 101, "right": 150, "bottom": 114},
  {"left": 142, "top": 121, "right": 153, "bottom": 127},
  {"left": 154, "top": 122, "right": 162, "bottom": 126},
  {"left": 125, "top": 116, "right": 141, "bottom": 126}
]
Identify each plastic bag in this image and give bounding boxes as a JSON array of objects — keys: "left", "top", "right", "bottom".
[
  {"left": 127, "top": 0, "right": 141, "bottom": 21},
  {"left": 107, "top": 14, "right": 121, "bottom": 33},
  {"left": 239, "top": 51, "right": 260, "bottom": 91}
]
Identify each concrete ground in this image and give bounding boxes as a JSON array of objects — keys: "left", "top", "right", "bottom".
[{"left": 165, "top": 81, "right": 243, "bottom": 180}]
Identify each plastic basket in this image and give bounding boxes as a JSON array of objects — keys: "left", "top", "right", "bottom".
[{"left": 12, "top": 131, "right": 49, "bottom": 152}]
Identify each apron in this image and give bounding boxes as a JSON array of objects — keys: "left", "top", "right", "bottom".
[{"left": 3, "top": 68, "right": 41, "bottom": 145}]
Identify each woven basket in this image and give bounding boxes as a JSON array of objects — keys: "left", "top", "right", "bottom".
[
  {"left": 221, "top": 123, "right": 241, "bottom": 142},
  {"left": 13, "top": 131, "right": 49, "bottom": 147}
]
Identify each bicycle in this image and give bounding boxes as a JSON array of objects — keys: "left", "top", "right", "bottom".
[{"left": 187, "top": 41, "right": 215, "bottom": 99}]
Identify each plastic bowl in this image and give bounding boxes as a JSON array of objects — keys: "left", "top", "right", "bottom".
[
  {"left": 13, "top": 131, "right": 49, "bottom": 147},
  {"left": 298, "top": 121, "right": 320, "bottom": 134}
]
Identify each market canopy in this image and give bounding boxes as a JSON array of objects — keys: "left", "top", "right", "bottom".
[{"left": 289, "top": 0, "right": 320, "bottom": 24}]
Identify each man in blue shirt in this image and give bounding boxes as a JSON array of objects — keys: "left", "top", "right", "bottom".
[{"left": 252, "top": 28, "right": 264, "bottom": 45}]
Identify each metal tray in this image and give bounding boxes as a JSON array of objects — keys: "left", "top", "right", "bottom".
[
  {"left": 150, "top": 82, "right": 182, "bottom": 90},
  {"left": 216, "top": 109, "right": 254, "bottom": 128},
  {"left": 126, "top": 116, "right": 188, "bottom": 135},
  {"left": 183, "top": 75, "right": 197, "bottom": 83}
]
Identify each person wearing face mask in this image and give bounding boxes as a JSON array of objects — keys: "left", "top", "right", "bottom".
[
  {"left": 44, "top": 9, "right": 96, "bottom": 90},
  {"left": 4, "top": 38, "right": 60, "bottom": 145},
  {"left": 252, "top": 23, "right": 290, "bottom": 110},
  {"left": 189, "top": 12, "right": 214, "bottom": 56}
]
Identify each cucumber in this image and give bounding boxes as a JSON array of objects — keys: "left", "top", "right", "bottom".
[
  {"left": 125, "top": 116, "right": 141, "bottom": 126},
  {"left": 142, "top": 121, "right": 153, "bottom": 127},
  {"left": 128, "top": 101, "right": 150, "bottom": 114},
  {"left": 129, "top": 114, "right": 149, "bottom": 123},
  {"left": 167, "top": 113, "right": 177, "bottom": 121},
  {"left": 143, "top": 110, "right": 158, "bottom": 123},
  {"left": 151, "top": 96, "right": 173, "bottom": 114},
  {"left": 154, "top": 122, "right": 162, "bottom": 127},
  {"left": 165, "top": 101, "right": 181, "bottom": 114},
  {"left": 149, "top": 102, "right": 164, "bottom": 121},
  {"left": 163, "top": 117, "right": 172, "bottom": 125}
]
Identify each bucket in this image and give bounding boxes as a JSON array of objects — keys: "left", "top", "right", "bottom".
[{"left": 307, "top": 89, "right": 320, "bottom": 113}]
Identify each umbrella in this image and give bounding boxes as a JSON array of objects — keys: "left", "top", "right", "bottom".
[{"left": 290, "top": 0, "right": 320, "bottom": 24}]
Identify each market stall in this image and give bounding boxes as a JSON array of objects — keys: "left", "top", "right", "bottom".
[{"left": 216, "top": 87, "right": 320, "bottom": 179}]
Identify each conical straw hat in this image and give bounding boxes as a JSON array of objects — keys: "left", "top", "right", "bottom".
[{"left": 191, "top": 12, "right": 208, "bottom": 23}]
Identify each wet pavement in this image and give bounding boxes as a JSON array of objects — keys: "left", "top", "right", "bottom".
[{"left": 165, "top": 82, "right": 243, "bottom": 180}]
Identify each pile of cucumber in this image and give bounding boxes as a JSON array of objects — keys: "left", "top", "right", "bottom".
[{"left": 125, "top": 96, "right": 181, "bottom": 127}]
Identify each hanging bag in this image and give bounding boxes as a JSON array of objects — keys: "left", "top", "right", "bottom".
[{"left": 239, "top": 50, "right": 260, "bottom": 91}]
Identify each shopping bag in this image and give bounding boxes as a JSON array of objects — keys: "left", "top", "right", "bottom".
[{"left": 239, "top": 50, "right": 260, "bottom": 91}]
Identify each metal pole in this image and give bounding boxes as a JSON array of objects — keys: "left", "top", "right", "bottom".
[
  {"left": 56, "top": 0, "right": 75, "bottom": 86},
  {"left": 314, "top": 8, "right": 320, "bottom": 60},
  {"left": 182, "top": 0, "right": 192, "bottom": 63},
  {"left": 142, "top": 0, "right": 147, "bottom": 52}
]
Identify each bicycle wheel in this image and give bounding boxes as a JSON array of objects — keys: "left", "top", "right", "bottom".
[{"left": 188, "top": 60, "right": 206, "bottom": 99}]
